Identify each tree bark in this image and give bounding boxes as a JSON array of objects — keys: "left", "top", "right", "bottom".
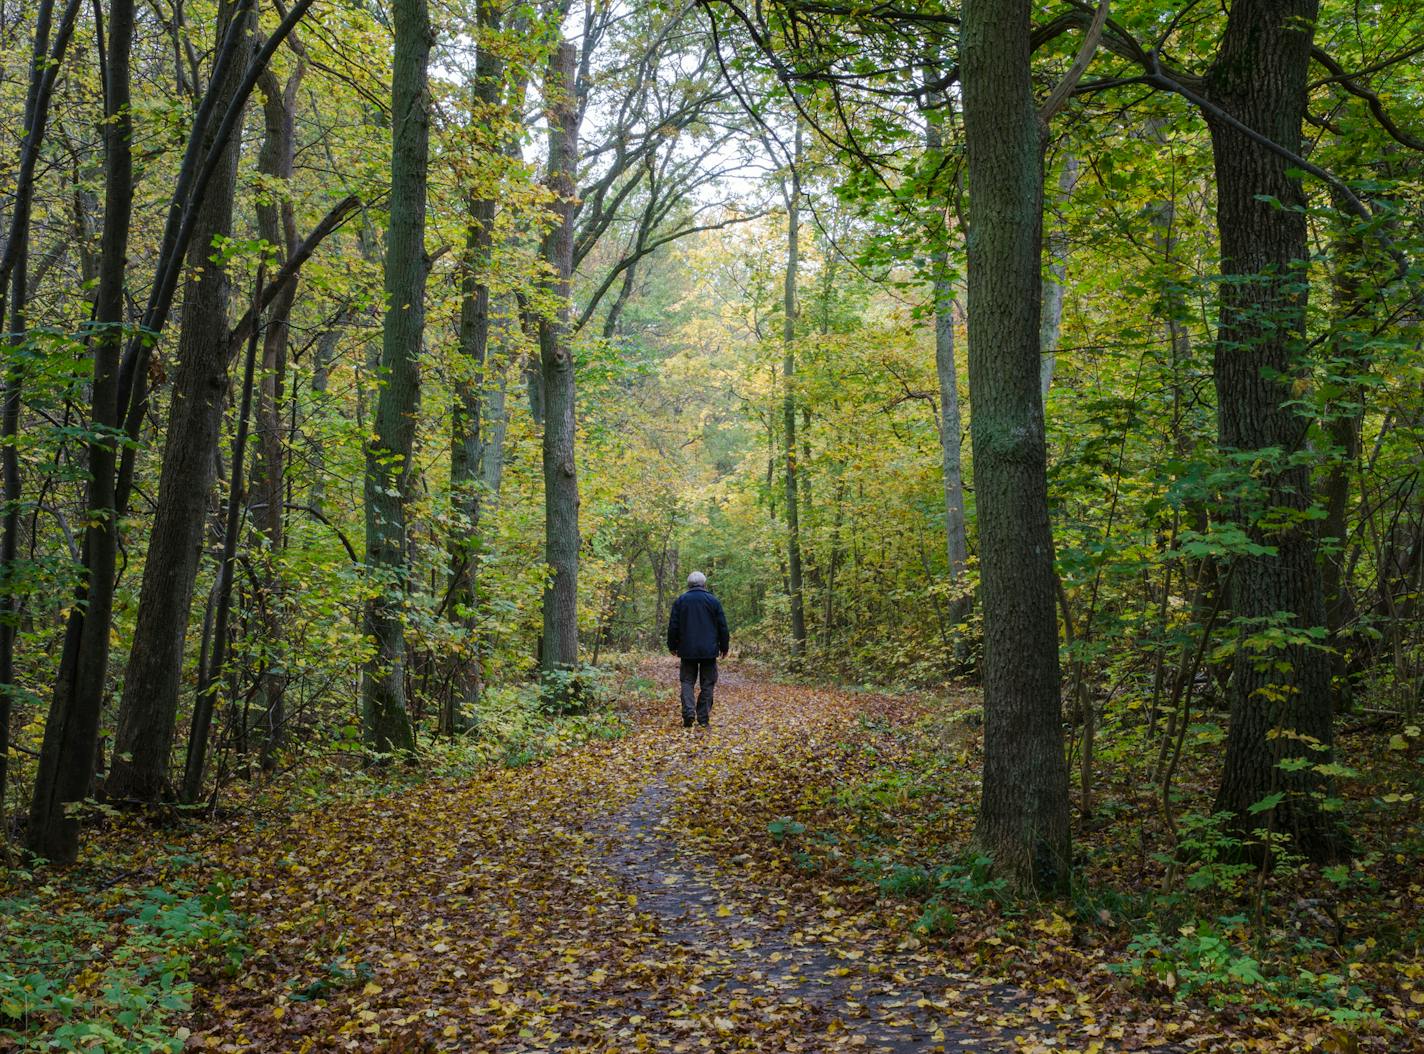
[
  {"left": 445, "top": 0, "right": 504, "bottom": 732},
  {"left": 921, "top": 72, "right": 970, "bottom": 623},
  {"left": 538, "top": 40, "right": 581, "bottom": 681},
  {"left": 360, "top": 0, "right": 430, "bottom": 753},
  {"left": 182, "top": 273, "right": 263, "bottom": 803},
  {"left": 249, "top": 60, "right": 303, "bottom": 766},
  {"left": 4, "top": 0, "right": 85, "bottom": 848},
  {"left": 960, "top": 0, "right": 1072, "bottom": 895},
  {"left": 1204, "top": 0, "right": 1342, "bottom": 862},
  {"left": 1319, "top": 184, "right": 1367, "bottom": 708},
  {"left": 1039, "top": 155, "right": 1078, "bottom": 400},
  {"left": 107, "top": 0, "right": 251, "bottom": 802},
  {"left": 25, "top": 0, "right": 131, "bottom": 861},
  {"left": 783, "top": 124, "right": 806, "bottom": 658}
]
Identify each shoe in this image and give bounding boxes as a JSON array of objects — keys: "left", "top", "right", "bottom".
[{"left": 682, "top": 719, "right": 693, "bottom": 728}]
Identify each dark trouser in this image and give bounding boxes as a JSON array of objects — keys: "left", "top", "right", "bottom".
[{"left": 679, "top": 658, "right": 717, "bottom": 726}]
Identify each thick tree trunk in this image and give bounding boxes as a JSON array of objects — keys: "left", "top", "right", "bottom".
[
  {"left": 107, "top": 0, "right": 251, "bottom": 802},
  {"left": 1204, "top": 0, "right": 1342, "bottom": 862},
  {"left": 361, "top": 0, "right": 431, "bottom": 753},
  {"left": 783, "top": 125, "right": 806, "bottom": 658},
  {"left": 26, "top": 0, "right": 131, "bottom": 861},
  {"left": 538, "top": 41, "right": 581, "bottom": 680},
  {"left": 960, "top": 0, "right": 1072, "bottom": 895},
  {"left": 445, "top": 1, "right": 504, "bottom": 732}
]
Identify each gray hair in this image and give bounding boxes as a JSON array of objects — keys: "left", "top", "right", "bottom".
[{"left": 686, "top": 571, "right": 707, "bottom": 588}]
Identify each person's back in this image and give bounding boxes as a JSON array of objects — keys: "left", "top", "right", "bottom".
[{"left": 667, "top": 572, "right": 729, "bottom": 727}]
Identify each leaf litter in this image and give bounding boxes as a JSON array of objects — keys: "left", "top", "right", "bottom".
[{"left": 20, "top": 662, "right": 1415, "bottom": 1053}]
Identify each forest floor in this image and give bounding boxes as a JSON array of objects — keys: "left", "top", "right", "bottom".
[
  {"left": 175, "top": 667, "right": 1129, "bottom": 1053},
  {"left": 170, "top": 662, "right": 1414, "bottom": 1053},
  {"left": 7, "top": 663, "right": 1421, "bottom": 1052}
]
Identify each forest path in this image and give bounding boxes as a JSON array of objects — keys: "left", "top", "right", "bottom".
[{"left": 189, "top": 664, "right": 1123, "bottom": 1053}]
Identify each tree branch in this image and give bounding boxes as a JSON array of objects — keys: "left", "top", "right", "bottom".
[
  {"left": 226, "top": 194, "right": 361, "bottom": 354},
  {"left": 1310, "top": 46, "right": 1424, "bottom": 153},
  {"left": 573, "top": 210, "right": 767, "bottom": 333},
  {"left": 1038, "top": 0, "right": 1109, "bottom": 127}
]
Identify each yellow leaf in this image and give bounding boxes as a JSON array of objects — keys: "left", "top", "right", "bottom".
[
  {"left": 491, "top": 979, "right": 510, "bottom": 995},
  {"left": 361, "top": 982, "right": 382, "bottom": 997}
]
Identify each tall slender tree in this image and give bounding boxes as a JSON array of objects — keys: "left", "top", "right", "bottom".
[
  {"left": 781, "top": 123, "right": 806, "bottom": 658},
  {"left": 538, "top": 39, "right": 581, "bottom": 683},
  {"left": 0, "top": 0, "right": 85, "bottom": 850},
  {"left": 446, "top": 0, "right": 505, "bottom": 732},
  {"left": 361, "top": 0, "right": 432, "bottom": 752},
  {"left": 107, "top": 0, "right": 254, "bottom": 801},
  {"left": 248, "top": 55, "right": 305, "bottom": 766},
  {"left": 921, "top": 82, "right": 969, "bottom": 603},
  {"left": 25, "top": 0, "right": 132, "bottom": 861}
]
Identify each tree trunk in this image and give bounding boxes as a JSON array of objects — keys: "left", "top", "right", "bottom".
[
  {"left": 481, "top": 332, "right": 510, "bottom": 498},
  {"left": 25, "top": 0, "right": 131, "bottom": 861},
  {"left": 538, "top": 40, "right": 581, "bottom": 681},
  {"left": 250, "top": 61, "right": 302, "bottom": 767},
  {"left": 182, "top": 273, "right": 263, "bottom": 803},
  {"left": 783, "top": 124, "right": 806, "bottom": 658},
  {"left": 107, "top": 0, "right": 251, "bottom": 802},
  {"left": 445, "top": 0, "right": 504, "bottom": 733},
  {"left": 307, "top": 321, "right": 346, "bottom": 515},
  {"left": 1204, "top": 0, "right": 1342, "bottom": 862},
  {"left": 960, "top": 0, "right": 1072, "bottom": 895},
  {"left": 360, "top": 0, "right": 431, "bottom": 753},
  {"left": 1320, "top": 185, "right": 1367, "bottom": 709},
  {"left": 1039, "top": 155, "right": 1078, "bottom": 400},
  {"left": 922, "top": 76, "right": 971, "bottom": 623},
  {"left": 1, "top": 0, "right": 63, "bottom": 846}
]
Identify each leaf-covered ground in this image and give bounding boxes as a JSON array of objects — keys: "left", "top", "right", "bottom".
[{"left": 9, "top": 664, "right": 1421, "bottom": 1052}]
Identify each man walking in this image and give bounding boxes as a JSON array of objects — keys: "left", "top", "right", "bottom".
[{"left": 666, "top": 571, "right": 730, "bottom": 727}]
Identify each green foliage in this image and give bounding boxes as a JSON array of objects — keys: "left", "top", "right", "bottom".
[
  {"left": 1116, "top": 915, "right": 1268, "bottom": 1001},
  {"left": 538, "top": 662, "right": 614, "bottom": 716},
  {"left": 766, "top": 816, "right": 807, "bottom": 842},
  {"left": 1116, "top": 915, "right": 1381, "bottom": 1024},
  {"left": 0, "top": 867, "right": 248, "bottom": 1052},
  {"left": 1164, "top": 811, "right": 1256, "bottom": 896}
]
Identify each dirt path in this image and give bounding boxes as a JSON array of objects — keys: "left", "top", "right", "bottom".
[
  {"left": 186, "top": 666, "right": 1138, "bottom": 1053},
  {"left": 588, "top": 675, "right": 1039, "bottom": 1052}
]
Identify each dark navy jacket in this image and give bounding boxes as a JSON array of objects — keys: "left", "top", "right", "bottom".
[{"left": 667, "top": 587, "right": 730, "bottom": 660}]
